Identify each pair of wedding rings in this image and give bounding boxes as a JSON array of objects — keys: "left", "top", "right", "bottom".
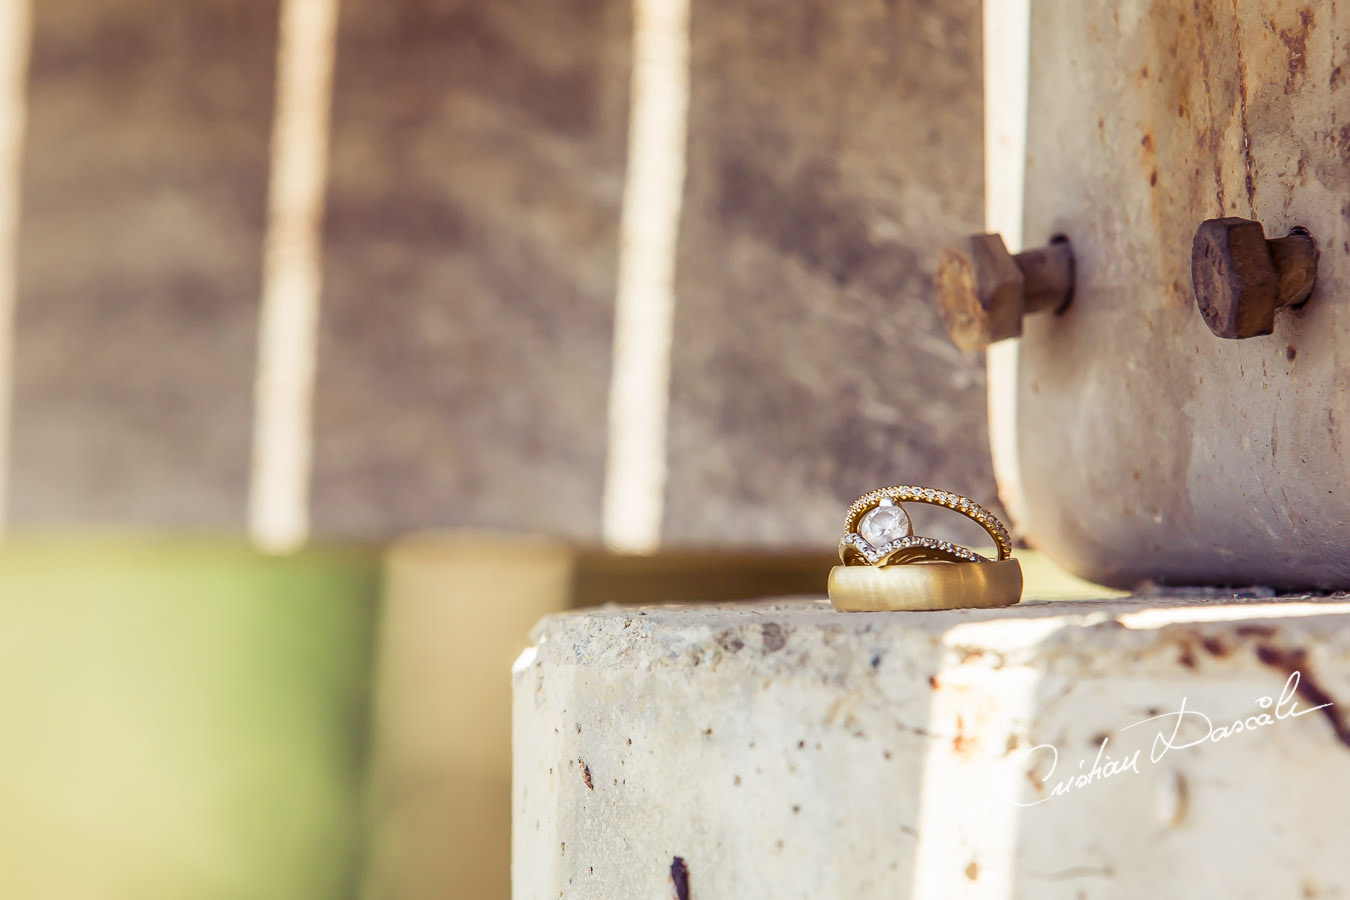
[{"left": 828, "top": 486, "right": 1023, "bottom": 612}]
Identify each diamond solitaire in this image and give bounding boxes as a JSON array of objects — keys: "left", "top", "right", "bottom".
[{"left": 857, "top": 499, "right": 912, "bottom": 549}]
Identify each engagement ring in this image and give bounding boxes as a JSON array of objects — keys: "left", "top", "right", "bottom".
[{"left": 829, "top": 485, "right": 1023, "bottom": 612}]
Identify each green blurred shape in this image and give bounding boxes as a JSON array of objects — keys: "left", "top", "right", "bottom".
[{"left": 0, "top": 538, "right": 380, "bottom": 900}]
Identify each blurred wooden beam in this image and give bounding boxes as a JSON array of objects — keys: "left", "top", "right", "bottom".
[
  {"left": 9, "top": 0, "right": 278, "bottom": 527},
  {"left": 663, "top": 0, "right": 992, "bottom": 548},
  {"left": 311, "top": 0, "right": 631, "bottom": 539}
]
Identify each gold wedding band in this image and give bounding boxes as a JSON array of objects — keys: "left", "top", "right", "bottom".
[
  {"left": 828, "top": 559, "right": 1024, "bottom": 612},
  {"left": 829, "top": 485, "right": 1022, "bottom": 612}
]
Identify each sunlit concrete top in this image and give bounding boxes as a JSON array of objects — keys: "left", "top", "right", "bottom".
[{"left": 514, "top": 595, "right": 1350, "bottom": 899}]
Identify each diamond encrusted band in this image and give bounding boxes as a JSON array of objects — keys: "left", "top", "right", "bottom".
[
  {"left": 838, "top": 533, "right": 990, "bottom": 567},
  {"left": 840, "top": 485, "right": 1013, "bottom": 565}
]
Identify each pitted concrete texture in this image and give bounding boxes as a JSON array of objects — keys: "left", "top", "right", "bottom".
[{"left": 513, "top": 596, "right": 1350, "bottom": 899}]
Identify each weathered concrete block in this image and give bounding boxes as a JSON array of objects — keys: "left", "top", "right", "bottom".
[
  {"left": 514, "top": 596, "right": 1350, "bottom": 898},
  {"left": 1013, "top": 0, "right": 1350, "bottom": 588},
  {"left": 362, "top": 538, "right": 835, "bottom": 900}
]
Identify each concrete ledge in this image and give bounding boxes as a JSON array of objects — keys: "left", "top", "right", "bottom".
[{"left": 513, "top": 595, "right": 1350, "bottom": 899}]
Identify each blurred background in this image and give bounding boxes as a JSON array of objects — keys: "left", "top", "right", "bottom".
[{"left": 0, "top": 0, "right": 1087, "bottom": 897}]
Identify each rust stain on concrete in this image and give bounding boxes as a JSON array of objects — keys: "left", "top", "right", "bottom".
[
  {"left": 669, "top": 856, "right": 690, "bottom": 900},
  {"left": 1230, "top": 0, "right": 1257, "bottom": 213},
  {"left": 1278, "top": 8, "right": 1315, "bottom": 93},
  {"left": 1254, "top": 644, "right": 1350, "bottom": 750},
  {"left": 952, "top": 714, "right": 975, "bottom": 755}
]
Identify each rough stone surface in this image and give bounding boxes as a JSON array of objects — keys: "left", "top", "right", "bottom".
[
  {"left": 1012, "top": 0, "right": 1350, "bottom": 588},
  {"left": 515, "top": 596, "right": 1350, "bottom": 898},
  {"left": 310, "top": 0, "right": 630, "bottom": 538},
  {"left": 9, "top": 0, "right": 276, "bottom": 527},
  {"left": 663, "top": 0, "right": 997, "bottom": 547}
]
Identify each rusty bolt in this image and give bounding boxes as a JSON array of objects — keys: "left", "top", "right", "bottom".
[
  {"left": 1191, "top": 218, "right": 1317, "bottom": 340},
  {"left": 935, "top": 234, "right": 1074, "bottom": 351}
]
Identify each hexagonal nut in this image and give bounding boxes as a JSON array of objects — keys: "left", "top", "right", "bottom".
[
  {"left": 1191, "top": 218, "right": 1280, "bottom": 339},
  {"left": 935, "top": 234, "right": 1026, "bottom": 352}
]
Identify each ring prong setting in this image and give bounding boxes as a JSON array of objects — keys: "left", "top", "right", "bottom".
[{"left": 857, "top": 501, "right": 912, "bottom": 549}]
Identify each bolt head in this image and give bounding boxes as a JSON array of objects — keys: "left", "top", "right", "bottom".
[
  {"left": 935, "top": 234, "right": 1025, "bottom": 351},
  {"left": 1191, "top": 218, "right": 1279, "bottom": 339}
]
